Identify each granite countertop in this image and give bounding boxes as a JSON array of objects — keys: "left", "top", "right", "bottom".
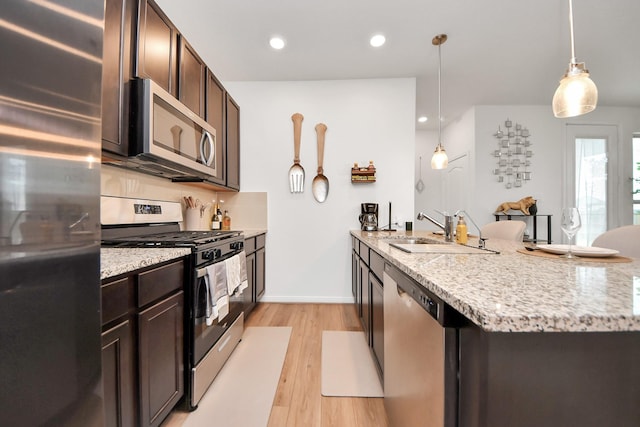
[
  {"left": 101, "top": 229, "right": 267, "bottom": 280},
  {"left": 101, "top": 248, "right": 191, "bottom": 280},
  {"left": 242, "top": 229, "right": 267, "bottom": 239},
  {"left": 351, "top": 230, "right": 640, "bottom": 333}
]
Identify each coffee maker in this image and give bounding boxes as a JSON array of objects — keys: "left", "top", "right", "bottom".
[{"left": 359, "top": 203, "right": 378, "bottom": 231}]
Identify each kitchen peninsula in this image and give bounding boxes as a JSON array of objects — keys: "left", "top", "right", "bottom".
[{"left": 352, "top": 230, "right": 640, "bottom": 427}]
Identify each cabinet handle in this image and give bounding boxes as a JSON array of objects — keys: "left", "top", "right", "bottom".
[
  {"left": 200, "top": 130, "right": 215, "bottom": 166},
  {"left": 218, "top": 334, "right": 231, "bottom": 352}
]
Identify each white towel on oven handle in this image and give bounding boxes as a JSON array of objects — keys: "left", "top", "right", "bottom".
[
  {"left": 203, "top": 273, "right": 214, "bottom": 325},
  {"left": 205, "top": 263, "right": 229, "bottom": 324},
  {"left": 238, "top": 251, "right": 248, "bottom": 292},
  {"left": 225, "top": 253, "right": 242, "bottom": 295}
]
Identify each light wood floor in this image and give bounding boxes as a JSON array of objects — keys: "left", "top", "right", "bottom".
[{"left": 163, "top": 303, "right": 389, "bottom": 427}]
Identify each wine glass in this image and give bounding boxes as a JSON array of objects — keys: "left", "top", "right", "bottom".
[{"left": 560, "top": 207, "right": 582, "bottom": 258}]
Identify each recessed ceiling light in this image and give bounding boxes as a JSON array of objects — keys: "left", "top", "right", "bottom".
[
  {"left": 370, "top": 34, "right": 386, "bottom": 47},
  {"left": 418, "top": 116, "right": 428, "bottom": 123},
  {"left": 269, "top": 37, "right": 285, "bottom": 50}
]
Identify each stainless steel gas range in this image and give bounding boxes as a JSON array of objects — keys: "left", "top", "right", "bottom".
[{"left": 101, "top": 196, "right": 247, "bottom": 410}]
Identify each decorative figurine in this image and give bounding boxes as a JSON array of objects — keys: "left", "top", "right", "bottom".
[{"left": 495, "top": 196, "right": 537, "bottom": 215}]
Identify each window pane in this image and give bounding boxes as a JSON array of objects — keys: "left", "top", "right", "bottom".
[{"left": 575, "top": 138, "right": 607, "bottom": 246}]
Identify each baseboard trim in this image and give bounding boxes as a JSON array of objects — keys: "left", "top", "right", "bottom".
[{"left": 259, "top": 295, "right": 355, "bottom": 304}]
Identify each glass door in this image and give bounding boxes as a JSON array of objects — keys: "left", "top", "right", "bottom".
[{"left": 565, "top": 125, "right": 618, "bottom": 246}]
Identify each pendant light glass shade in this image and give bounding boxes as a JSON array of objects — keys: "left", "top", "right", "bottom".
[
  {"left": 552, "top": 63, "right": 598, "bottom": 118},
  {"left": 552, "top": 0, "right": 597, "bottom": 118},
  {"left": 431, "top": 34, "right": 448, "bottom": 170},
  {"left": 431, "top": 144, "right": 448, "bottom": 169}
]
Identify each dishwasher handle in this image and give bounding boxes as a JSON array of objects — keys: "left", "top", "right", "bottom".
[
  {"left": 396, "top": 284, "right": 414, "bottom": 308},
  {"left": 393, "top": 269, "right": 439, "bottom": 321}
]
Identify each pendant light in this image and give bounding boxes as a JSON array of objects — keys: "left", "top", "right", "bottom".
[
  {"left": 431, "top": 34, "right": 448, "bottom": 169},
  {"left": 552, "top": 0, "right": 597, "bottom": 118}
]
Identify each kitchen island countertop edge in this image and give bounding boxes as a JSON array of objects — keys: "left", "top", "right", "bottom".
[{"left": 351, "top": 229, "right": 640, "bottom": 333}]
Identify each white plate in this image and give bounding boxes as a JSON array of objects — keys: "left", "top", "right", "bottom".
[{"left": 536, "top": 244, "right": 619, "bottom": 257}]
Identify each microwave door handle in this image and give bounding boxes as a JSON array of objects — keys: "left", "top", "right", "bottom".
[{"left": 200, "top": 130, "right": 215, "bottom": 166}]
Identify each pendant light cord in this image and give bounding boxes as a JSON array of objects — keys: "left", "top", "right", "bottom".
[
  {"left": 568, "top": 0, "right": 576, "bottom": 64},
  {"left": 438, "top": 39, "right": 442, "bottom": 147},
  {"left": 438, "top": 42, "right": 442, "bottom": 147}
]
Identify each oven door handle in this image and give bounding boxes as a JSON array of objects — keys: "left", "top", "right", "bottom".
[{"left": 197, "top": 267, "right": 208, "bottom": 278}]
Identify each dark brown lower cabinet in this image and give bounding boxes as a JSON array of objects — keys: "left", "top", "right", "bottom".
[
  {"left": 244, "top": 234, "right": 266, "bottom": 317},
  {"left": 360, "top": 260, "right": 371, "bottom": 344},
  {"left": 255, "top": 246, "right": 265, "bottom": 300},
  {"left": 351, "top": 237, "right": 384, "bottom": 379},
  {"left": 138, "top": 291, "right": 184, "bottom": 427},
  {"left": 370, "top": 273, "right": 384, "bottom": 377},
  {"left": 101, "top": 259, "right": 185, "bottom": 427},
  {"left": 102, "top": 320, "right": 135, "bottom": 427}
]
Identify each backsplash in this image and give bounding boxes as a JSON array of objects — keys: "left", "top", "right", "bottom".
[{"left": 101, "top": 164, "right": 267, "bottom": 230}]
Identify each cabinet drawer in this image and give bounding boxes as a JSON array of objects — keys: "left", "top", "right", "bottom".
[
  {"left": 137, "top": 260, "right": 184, "bottom": 308},
  {"left": 359, "top": 240, "right": 369, "bottom": 265},
  {"left": 244, "top": 237, "right": 256, "bottom": 254},
  {"left": 369, "top": 250, "right": 384, "bottom": 281},
  {"left": 101, "top": 276, "right": 134, "bottom": 326},
  {"left": 256, "top": 234, "right": 266, "bottom": 250}
]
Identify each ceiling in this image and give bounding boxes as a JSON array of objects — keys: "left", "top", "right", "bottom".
[{"left": 156, "top": 0, "right": 640, "bottom": 130}]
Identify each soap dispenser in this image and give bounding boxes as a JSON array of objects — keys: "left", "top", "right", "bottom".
[{"left": 455, "top": 215, "right": 468, "bottom": 245}]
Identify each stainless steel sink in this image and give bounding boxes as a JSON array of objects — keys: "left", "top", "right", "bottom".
[
  {"left": 383, "top": 238, "right": 496, "bottom": 254},
  {"left": 382, "top": 237, "right": 443, "bottom": 245}
]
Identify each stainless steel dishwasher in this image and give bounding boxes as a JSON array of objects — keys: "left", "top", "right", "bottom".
[{"left": 383, "top": 263, "right": 461, "bottom": 427}]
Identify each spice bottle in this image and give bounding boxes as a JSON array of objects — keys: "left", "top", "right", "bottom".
[
  {"left": 455, "top": 215, "right": 468, "bottom": 245},
  {"left": 222, "top": 210, "right": 231, "bottom": 230}
]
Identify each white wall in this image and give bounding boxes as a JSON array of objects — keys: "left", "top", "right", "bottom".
[
  {"left": 419, "top": 105, "right": 640, "bottom": 243},
  {"left": 414, "top": 108, "right": 476, "bottom": 231},
  {"left": 225, "top": 78, "right": 416, "bottom": 302}
]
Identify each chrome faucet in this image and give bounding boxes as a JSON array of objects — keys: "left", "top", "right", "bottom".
[
  {"left": 455, "top": 210, "right": 486, "bottom": 249},
  {"left": 417, "top": 211, "right": 454, "bottom": 242}
]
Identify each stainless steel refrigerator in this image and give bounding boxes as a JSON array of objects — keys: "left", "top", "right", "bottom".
[{"left": 0, "top": 0, "right": 105, "bottom": 425}]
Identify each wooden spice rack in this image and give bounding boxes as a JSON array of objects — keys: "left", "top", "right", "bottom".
[{"left": 351, "top": 161, "right": 376, "bottom": 183}]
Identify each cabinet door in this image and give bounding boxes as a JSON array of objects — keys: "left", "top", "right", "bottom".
[
  {"left": 178, "top": 36, "right": 205, "bottom": 118},
  {"left": 370, "top": 273, "right": 384, "bottom": 377},
  {"left": 137, "top": 0, "right": 178, "bottom": 96},
  {"left": 102, "top": 319, "right": 135, "bottom": 427},
  {"left": 255, "top": 247, "right": 265, "bottom": 300},
  {"left": 354, "top": 254, "right": 362, "bottom": 317},
  {"left": 138, "top": 291, "right": 184, "bottom": 427},
  {"left": 205, "top": 70, "right": 226, "bottom": 185},
  {"left": 352, "top": 250, "right": 358, "bottom": 299},
  {"left": 102, "top": 0, "right": 135, "bottom": 155},
  {"left": 359, "top": 260, "right": 371, "bottom": 344},
  {"left": 244, "top": 251, "right": 256, "bottom": 316},
  {"left": 225, "top": 93, "right": 240, "bottom": 190}
]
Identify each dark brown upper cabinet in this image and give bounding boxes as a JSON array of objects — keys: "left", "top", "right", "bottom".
[
  {"left": 101, "top": 0, "right": 136, "bottom": 156},
  {"left": 225, "top": 93, "right": 240, "bottom": 190},
  {"left": 136, "top": 0, "right": 178, "bottom": 97},
  {"left": 102, "top": 0, "right": 241, "bottom": 191},
  {"left": 205, "top": 70, "right": 226, "bottom": 185},
  {"left": 178, "top": 36, "right": 206, "bottom": 118}
]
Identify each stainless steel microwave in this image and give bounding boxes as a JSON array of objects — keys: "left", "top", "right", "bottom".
[{"left": 127, "top": 78, "right": 218, "bottom": 182}]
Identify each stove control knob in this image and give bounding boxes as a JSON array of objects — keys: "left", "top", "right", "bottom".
[
  {"left": 203, "top": 249, "right": 221, "bottom": 261},
  {"left": 230, "top": 241, "right": 244, "bottom": 251}
]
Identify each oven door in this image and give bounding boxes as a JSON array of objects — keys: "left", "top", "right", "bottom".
[{"left": 192, "top": 262, "right": 245, "bottom": 364}]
